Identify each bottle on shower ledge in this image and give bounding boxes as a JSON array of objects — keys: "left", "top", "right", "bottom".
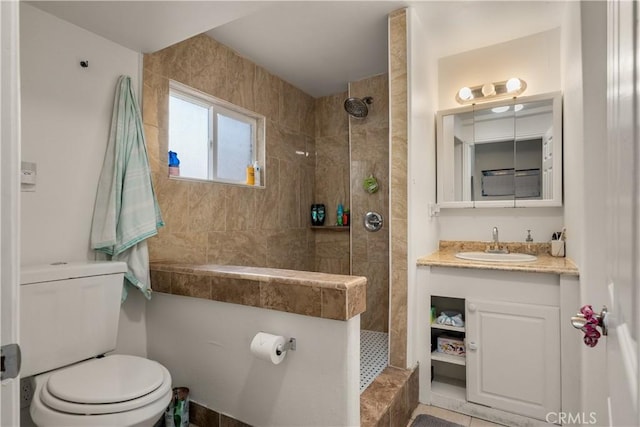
[{"left": 337, "top": 203, "right": 343, "bottom": 226}]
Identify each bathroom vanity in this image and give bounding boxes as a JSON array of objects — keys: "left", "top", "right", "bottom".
[{"left": 417, "top": 242, "right": 580, "bottom": 426}]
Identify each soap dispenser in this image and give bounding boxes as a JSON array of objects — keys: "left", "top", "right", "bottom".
[{"left": 525, "top": 229, "right": 534, "bottom": 253}]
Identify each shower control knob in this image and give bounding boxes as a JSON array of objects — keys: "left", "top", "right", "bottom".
[{"left": 363, "top": 212, "right": 383, "bottom": 232}]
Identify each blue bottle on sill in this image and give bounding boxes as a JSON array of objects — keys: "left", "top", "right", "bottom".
[{"left": 168, "top": 151, "right": 180, "bottom": 176}]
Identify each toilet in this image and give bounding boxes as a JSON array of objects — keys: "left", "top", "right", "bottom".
[{"left": 20, "top": 261, "right": 172, "bottom": 427}]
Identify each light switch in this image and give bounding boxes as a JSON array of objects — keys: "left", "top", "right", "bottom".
[{"left": 21, "top": 161, "right": 36, "bottom": 192}]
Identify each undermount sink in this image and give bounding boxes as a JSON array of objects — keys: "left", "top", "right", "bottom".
[{"left": 455, "top": 251, "right": 537, "bottom": 263}]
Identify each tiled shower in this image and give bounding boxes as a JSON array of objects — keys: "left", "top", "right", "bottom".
[
  {"left": 144, "top": 32, "right": 393, "bottom": 394},
  {"left": 314, "top": 74, "right": 391, "bottom": 392}
]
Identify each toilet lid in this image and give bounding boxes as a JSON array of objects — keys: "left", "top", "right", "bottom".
[
  {"left": 47, "top": 355, "right": 164, "bottom": 404},
  {"left": 40, "top": 355, "right": 172, "bottom": 415}
]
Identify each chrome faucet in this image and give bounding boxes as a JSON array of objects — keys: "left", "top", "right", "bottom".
[{"left": 486, "top": 226, "right": 509, "bottom": 254}]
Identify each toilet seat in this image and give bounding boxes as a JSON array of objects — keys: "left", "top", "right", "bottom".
[
  {"left": 39, "top": 355, "right": 171, "bottom": 415},
  {"left": 31, "top": 354, "right": 172, "bottom": 427}
]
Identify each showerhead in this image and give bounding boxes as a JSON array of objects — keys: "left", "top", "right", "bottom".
[{"left": 344, "top": 96, "right": 373, "bottom": 118}]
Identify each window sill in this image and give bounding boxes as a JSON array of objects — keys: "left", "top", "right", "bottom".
[{"left": 168, "top": 175, "right": 265, "bottom": 188}]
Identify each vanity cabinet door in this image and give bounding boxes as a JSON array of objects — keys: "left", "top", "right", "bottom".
[{"left": 465, "top": 299, "right": 560, "bottom": 420}]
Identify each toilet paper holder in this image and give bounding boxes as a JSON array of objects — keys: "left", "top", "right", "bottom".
[{"left": 276, "top": 338, "right": 297, "bottom": 356}]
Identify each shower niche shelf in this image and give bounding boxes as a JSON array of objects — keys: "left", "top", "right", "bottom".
[{"left": 310, "top": 226, "right": 350, "bottom": 231}]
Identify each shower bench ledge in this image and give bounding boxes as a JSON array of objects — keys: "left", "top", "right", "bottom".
[{"left": 149, "top": 262, "right": 367, "bottom": 321}]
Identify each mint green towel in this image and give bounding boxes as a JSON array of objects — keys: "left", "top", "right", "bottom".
[{"left": 91, "top": 75, "right": 163, "bottom": 301}]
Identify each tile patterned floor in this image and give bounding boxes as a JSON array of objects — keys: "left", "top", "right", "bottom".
[
  {"left": 360, "top": 330, "right": 388, "bottom": 393},
  {"left": 407, "top": 404, "right": 506, "bottom": 427}
]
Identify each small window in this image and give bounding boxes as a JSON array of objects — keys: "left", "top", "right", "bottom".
[{"left": 168, "top": 81, "right": 264, "bottom": 185}]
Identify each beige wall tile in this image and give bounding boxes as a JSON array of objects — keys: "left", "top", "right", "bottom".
[
  {"left": 388, "top": 9, "right": 409, "bottom": 368},
  {"left": 408, "top": 366, "right": 419, "bottom": 419},
  {"left": 321, "top": 287, "right": 347, "bottom": 320},
  {"left": 349, "top": 73, "right": 390, "bottom": 333},
  {"left": 190, "top": 36, "right": 228, "bottom": 101},
  {"left": 347, "top": 280, "right": 367, "bottom": 319},
  {"left": 143, "top": 52, "right": 164, "bottom": 78},
  {"left": 354, "top": 261, "right": 389, "bottom": 332},
  {"left": 150, "top": 270, "right": 171, "bottom": 293},
  {"left": 254, "top": 67, "right": 280, "bottom": 120},
  {"left": 277, "top": 159, "right": 301, "bottom": 228},
  {"left": 255, "top": 156, "right": 280, "bottom": 230},
  {"left": 391, "top": 219, "right": 408, "bottom": 265},
  {"left": 210, "top": 276, "right": 261, "bottom": 307},
  {"left": 157, "top": 43, "right": 191, "bottom": 83},
  {"left": 261, "top": 281, "right": 322, "bottom": 317},
  {"left": 279, "top": 81, "right": 303, "bottom": 132},
  {"left": 220, "top": 413, "right": 252, "bottom": 427},
  {"left": 389, "top": 268, "right": 407, "bottom": 368},
  {"left": 148, "top": 230, "right": 207, "bottom": 264},
  {"left": 171, "top": 272, "right": 212, "bottom": 299},
  {"left": 266, "top": 229, "right": 310, "bottom": 271},
  {"left": 315, "top": 92, "right": 349, "bottom": 138},
  {"left": 143, "top": 125, "right": 160, "bottom": 175},
  {"left": 190, "top": 401, "right": 221, "bottom": 427},
  {"left": 188, "top": 182, "right": 226, "bottom": 233},
  {"left": 145, "top": 33, "right": 313, "bottom": 271},
  {"left": 225, "top": 186, "right": 256, "bottom": 231},
  {"left": 227, "top": 50, "right": 256, "bottom": 111},
  {"left": 207, "top": 231, "right": 267, "bottom": 267},
  {"left": 315, "top": 257, "right": 348, "bottom": 275}
]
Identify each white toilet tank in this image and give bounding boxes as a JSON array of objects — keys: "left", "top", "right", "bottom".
[{"left": 20, "top": 261, "right": 127, "bottom": 377}]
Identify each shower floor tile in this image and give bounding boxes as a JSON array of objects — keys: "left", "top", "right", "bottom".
[{"left": 360, "top": 330, "right": 388, "bottom": 393}]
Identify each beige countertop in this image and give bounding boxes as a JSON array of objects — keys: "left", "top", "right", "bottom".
[
  {"left": 149, "top": 262, "right": 367, "bottom": 321},
  {"left": 417, "top": 241, "right": 579, "bottom": 276}
]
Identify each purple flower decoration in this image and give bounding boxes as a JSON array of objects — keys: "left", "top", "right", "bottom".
[
  {"left": 580, "top": 305, "right": 595, "bottom": 318},
  {"left": 579, "top": 305, "right": 602, "bottom": 347}
]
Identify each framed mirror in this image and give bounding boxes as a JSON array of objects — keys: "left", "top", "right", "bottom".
[{"left": 436, "top": 91, "right": 562, "bottom": 208}]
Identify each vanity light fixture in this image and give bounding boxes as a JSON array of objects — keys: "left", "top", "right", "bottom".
[{"left": 456, "top": 77, "right": 527, "bottom": 105}]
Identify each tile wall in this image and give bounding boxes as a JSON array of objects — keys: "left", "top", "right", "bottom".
[
  {"left": 389, "top": 9, "right": 409, "bottom": 368},
  {"left": 349, "top": 74, "right": 390, "bottom": 333},
  {"left": 143, "top": 34, "right": 316, "bottom": 270},
  {"left": 144, "top": 30, "right": 401, "bottom": 346},
  {"left": 312, "top": 93, "right": 351, "bottom": 274}
]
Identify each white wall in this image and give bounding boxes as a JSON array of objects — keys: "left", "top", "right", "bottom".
[
  {"left": 147, "top": 294, "right": 360, "bottom": 427},
  {"left": 20, "top": 4, "right": 147, "bottom": 357},
  {"left": 407, "top": 8, "right": 439, "bottom": 369},
  {"left": 435, "top": 28, "right": 564, "bottom": 243},
  {"left": 438, "top": 29, "right": 561, "bottom": 111},
  {"left": 561, "top": 2, "right": 609, "bottom": 424}
]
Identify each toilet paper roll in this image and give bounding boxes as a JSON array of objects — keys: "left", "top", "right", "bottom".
[{"left": 250, "top": 332, "right": 287, "bottom": 365}]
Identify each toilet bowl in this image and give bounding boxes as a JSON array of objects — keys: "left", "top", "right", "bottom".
[{"left": 30, "top": 355, "right": 172, "bottom": 427}]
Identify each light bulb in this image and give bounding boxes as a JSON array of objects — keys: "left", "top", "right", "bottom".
[
  {"left": 514, "top": 104, "right": 524, "bottom": 112},
  {"left": 506, "top": 78, "right": 522, "bottom": 92},
  {"left": 458, "top": 87, "right": 473, "bottom": 101},
  {"left": 492, "top": 106, "right": 510, "bottom": 113},
  {"left": 482, "top": 83, "right": 495, "bottom": 97}
]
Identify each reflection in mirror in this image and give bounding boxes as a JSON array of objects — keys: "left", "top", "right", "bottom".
[
  {"left": 473, "top": 100, "right": 516, "bottom": 203},
  {"left": 437, "top": 92, "right": 561, "bottom": 208}
]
